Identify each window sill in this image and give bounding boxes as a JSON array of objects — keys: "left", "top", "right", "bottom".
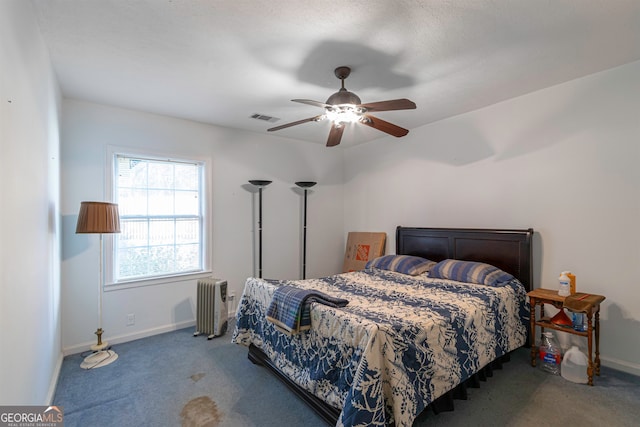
[{"left": 105, "top": 270, "right": 214, "bottom": 292}]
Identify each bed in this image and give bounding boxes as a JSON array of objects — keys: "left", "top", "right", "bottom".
[{"left": 232, "top": 226, "right": 533, "bottom": 426}]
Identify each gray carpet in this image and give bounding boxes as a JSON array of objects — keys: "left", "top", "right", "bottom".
[{"left": 54, "top": 325, "right": 640, "bottom": 426}]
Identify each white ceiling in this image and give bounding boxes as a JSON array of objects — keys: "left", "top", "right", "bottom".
[{"left": 32, "top": 0, "right": 640, "bottom": 147}]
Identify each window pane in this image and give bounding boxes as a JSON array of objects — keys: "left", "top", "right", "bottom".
[
  {"left": 175, "top": 164, "right": 199, "bottom": 190},
  {"left": 176, "top": 219, "right": 199, "bottom": 244},
  {"left": 147, "top": 162, "right": 174, "bottom": 189},
  {"left": 149, "top": 245, "right": 176, "bottom": 275},
  {"left": 176, "top": 244, "right": 200, "bottom": 271},
  {"left": 114, "top": 154, "right": 205, "bottom": 282},
  {"left": 118, "top": 247, "right": 150, "bottom": 278},
  {"left": 118, "top": 157, "right": 147, "bottom": 188},
  {"left": 118, "top": 189, "right": 148, "bottom": 216},
  {"left": 119, "top": 218, "right": 149, "bottom": 248},
  {"left": 175, "top": 190, "right": 199, "bottom": 215},
  {"left": 148, "top": 189, "right": 174, "bottom": 216},
  {"left": 149, "top": 219, "right": 175, "bottom": 246}
]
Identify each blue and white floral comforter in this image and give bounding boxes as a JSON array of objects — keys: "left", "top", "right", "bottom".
[{"left": 232, "top": 269, "right": 528, "bottom": 427}]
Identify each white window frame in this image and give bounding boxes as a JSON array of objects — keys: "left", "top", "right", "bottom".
[{"left": 105, "top": 146, "right": 213, "bottom": 289}]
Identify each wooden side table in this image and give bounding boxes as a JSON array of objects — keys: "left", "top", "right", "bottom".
[{"left": 527, "top": 288, "right": 605, "bottom": 385}]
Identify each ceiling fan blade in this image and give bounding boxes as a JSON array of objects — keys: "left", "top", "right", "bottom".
[
  {"left": 267, "top": 115, "right": 324, "bottom": 132},
  {"left": 359, "top": 98, "right": 416, "bottom": 112},
  {"left": 326, "top": 123, "right": 345, "bottom": 147},
  {"left": 292, "top": 99, "right": 330, "bottom": 108},
  {"left": 361, "top": 114, "right": 409, "bottom": 137}
]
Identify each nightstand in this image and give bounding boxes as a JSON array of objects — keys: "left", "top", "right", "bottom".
[{"left": 527, "top": 288, "right": 605, "bottom": 385}]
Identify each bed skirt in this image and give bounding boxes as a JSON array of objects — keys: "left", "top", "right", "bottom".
[{"left": 248, "top": 343, "right": 513, "bottom": 426}]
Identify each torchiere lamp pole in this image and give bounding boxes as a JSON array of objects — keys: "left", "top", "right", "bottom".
[
  {"left": 249, "top": 180, "right": 272, "bottom": 278},
  {"left": 295, "top": 181, "right": 317, "bottom": 279}
]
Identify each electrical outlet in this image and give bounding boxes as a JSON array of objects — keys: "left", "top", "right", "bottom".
[
  {"left": 228, "top": 293, "right": 237, "bottom": 315},
  {"left": 127, "top": 313, "right": 135, "bottom": 326}
]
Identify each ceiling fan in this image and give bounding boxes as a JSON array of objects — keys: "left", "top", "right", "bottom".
[{"left": 268, "top": 66, "right": 417, "bottom": 147}]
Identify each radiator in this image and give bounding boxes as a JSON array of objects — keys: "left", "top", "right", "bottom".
[{"left": 193, "top": 278, "right": 228, "bottom": 339}]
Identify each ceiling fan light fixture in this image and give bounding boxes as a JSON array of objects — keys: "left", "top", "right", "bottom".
[
  {"left": 325, "top": 104, "right": 364, "bottom": 124},
  {"left": 267, "top": 66, "right": 415, "bottom": 147},
  {"left": 325, "top": 89, "right": 362, "bottom": 106}
]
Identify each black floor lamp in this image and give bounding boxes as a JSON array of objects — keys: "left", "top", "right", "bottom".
[
  {"left": 295, "top": 181, "right": 316, "bottom": 279},
  {"left": 249, "top": 180, "right": 272, "bottom": 278}
]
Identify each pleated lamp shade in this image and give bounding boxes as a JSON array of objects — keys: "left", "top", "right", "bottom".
[{"left": 76, "top": 201, "right": 121, "bottom": 234}]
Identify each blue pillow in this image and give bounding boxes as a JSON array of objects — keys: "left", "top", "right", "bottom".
[
  {"left": 366, "top": 255, "right": 436, "bottom": 276},
  {"left": 428, "top": 259, "right": 514, "bottom": 286}
]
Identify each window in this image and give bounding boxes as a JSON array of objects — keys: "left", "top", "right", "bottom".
[{"left": 111, "top": 153, "right": 207, "bottom": 284}]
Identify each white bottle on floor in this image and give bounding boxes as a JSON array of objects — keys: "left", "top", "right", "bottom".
[{"left": 561, "top": 345, "right": 588, "bottom": 384}]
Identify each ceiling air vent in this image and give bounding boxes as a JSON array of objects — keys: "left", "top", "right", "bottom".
[{"left": 250, "top": 113, "right": 279, "bottom": 123}]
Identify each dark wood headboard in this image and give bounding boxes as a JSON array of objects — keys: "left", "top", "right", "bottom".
[{"left": 396, "top": 227, "right": 534, "bottom": 291}]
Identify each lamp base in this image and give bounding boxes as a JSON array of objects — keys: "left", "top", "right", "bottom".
[
  {"left": 90, "top": 340, "right": 110, "bottom": 352},
  {"left": 80, "top": 349, "right": 118, "bottom": 369}
]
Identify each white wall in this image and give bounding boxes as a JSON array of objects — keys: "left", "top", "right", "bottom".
[
  {"left": 0, "top": 0, "right": 62, "bottom": 404},
  {"left": 60, "top": 100, "right": 344, "bottom": 353},
  {"left": 343, "top": 60, "right": 640, "bottom": 375}
]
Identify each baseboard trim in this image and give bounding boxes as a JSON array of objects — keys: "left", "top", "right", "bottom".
[
  {"left": 46, "top": 352, "right": 64, "bottom": 404},
  {"left": 62, "top": 320, "right": 196, "bottom": 356},
  {"left": 601, "top": 355, "right": 640, "bottom": 377}
]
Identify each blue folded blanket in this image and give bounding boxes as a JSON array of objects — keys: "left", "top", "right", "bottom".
[{"left": 266, "top": 285, "right": 349, "bottom": 335}]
